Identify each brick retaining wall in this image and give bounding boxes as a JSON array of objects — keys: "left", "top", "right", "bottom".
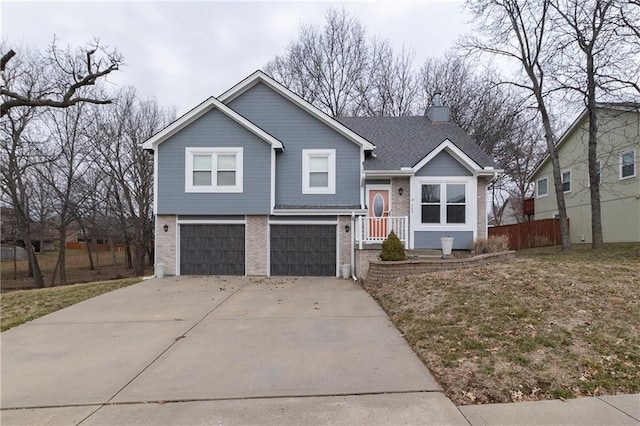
[{"left": 365, "top": 251, "right": 516, "bottom": 286}]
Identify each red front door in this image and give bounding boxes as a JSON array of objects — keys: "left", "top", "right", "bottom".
[{"left": 368, "top": 188, "right": 390, "bottom": 239}]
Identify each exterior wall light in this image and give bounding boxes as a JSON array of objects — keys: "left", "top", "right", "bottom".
[
  {"left": 398, "top": 187, "right": 404, "bottom": 196},
  {"left": 163, "top": 224, "right": 169, "bottom": 232},
  {"left": 345, "top": 224, "right": 350, "bottom": 233}
]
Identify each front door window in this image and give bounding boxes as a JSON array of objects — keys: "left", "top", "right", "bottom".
[{"left": 367, "top": 188, "right": 390, "bottom": 238}]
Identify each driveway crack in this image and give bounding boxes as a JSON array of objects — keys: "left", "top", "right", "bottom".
[{"left": 77, "top": 280, "right": 249, "bottom": 425}]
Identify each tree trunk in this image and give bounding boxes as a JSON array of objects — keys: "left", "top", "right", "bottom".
[
  {"left": 586, "top": 55, "right": 604, "bottom": 250},
  {"left": 23, "top": 233, "right": 44, "bottom": 288},
  {"left": 533, "top": 88, "right": 571, "bottom": 252}
]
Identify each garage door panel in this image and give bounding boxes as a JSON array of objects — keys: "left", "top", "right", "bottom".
[
  {"left": 270, "top": 225, "right": 336, "bottom": 276},
  {"left": 180, "top": 224, "right": 245, "bottom": 276}
]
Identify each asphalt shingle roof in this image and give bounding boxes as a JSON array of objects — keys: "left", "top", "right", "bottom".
[{"left": 335, "top": 116, "right": 495, "bottom": 170}]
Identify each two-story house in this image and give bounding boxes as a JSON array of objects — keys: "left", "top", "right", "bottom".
[
  {"left": 143, "top": 71, "right": 498, "bottom": 277},
  {"left": 529, "top": 103, "right": 640, "bottom": 243}
]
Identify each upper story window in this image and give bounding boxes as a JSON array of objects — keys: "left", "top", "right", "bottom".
[
  {"left": 562, "top": 170, "right": 571, "bottom": 193},
  {"left": 620, "top": 149, "right": 636, "bottom": 180},
  {"left": 536, "top": 177, "right": 548, "bottom": 198},
  {"left": 185, "top": 147, "right": 243, "bottom": 193},
  {"left": 421, "top": 183, "right": 466, "bottom": 224},
  {"left": 302, "top": 149, "right": 336, "bottom": 194}
]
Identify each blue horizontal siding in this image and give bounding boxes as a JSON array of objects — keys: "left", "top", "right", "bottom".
[
  {"left": 415, "top": 150, "right": 472, "bottom": 176},
  {"left": 413, "top": 231, "right": 473, "bottom": 249},
  {"left": 157, "top": 109, "right": 271, "bottom": 215},
  {"left": 228, "top": 82, "right": 361, "bottom": 207}
]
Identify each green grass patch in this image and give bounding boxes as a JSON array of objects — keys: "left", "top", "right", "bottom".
[{"left": 1, "top": 278, "right": 142, "bottom": 331}]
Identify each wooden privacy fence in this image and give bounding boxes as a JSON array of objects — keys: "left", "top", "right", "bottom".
[
  {"left": 66, "top": 242, "right": 125, "bottom": 252},
  {"left": 489, "top": 218, "right": 566, "bottom": 250}
]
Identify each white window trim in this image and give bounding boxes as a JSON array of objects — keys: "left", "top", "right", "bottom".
[
  {"left": 536, "top": 176, "right": 549, "bottom": 198},
  {"left": 414, "top": 178, "right": 472, "bottom": 226},
  {"left": 561, "top": 170, "right": 571, "bottom": 193},
  {"left": 619, "top": 149, "right": 637, "bottom": 180},
  {"left": 302, "top": 149, "right": 336, "bottom": 194},
  {"left": 185, "top": 147, "right": 243, "bottom": 193},
  {"left": 409, "top": 176, "right": 477, "bottom": 249}
]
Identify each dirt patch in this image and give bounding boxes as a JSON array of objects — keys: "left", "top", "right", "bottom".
[{"left": 366, "top": 243, "right": 640, "bottom": 405}]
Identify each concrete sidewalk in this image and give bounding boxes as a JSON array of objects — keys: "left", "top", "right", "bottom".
[
  {"left": 1, "top": 276, "right": 467, "bottom": 425},
  {"left": 458, "top": 394, "right": 640, "bottom": 425}
]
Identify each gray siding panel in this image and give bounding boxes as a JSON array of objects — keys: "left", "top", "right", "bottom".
[
  {"left": 415, "top": 151, "right": 472, "bottom": 176},
  {"left": 413, "top": 231, "right": 473, "bottom": 249},
  {"left": 157, "top": 109, "right": 271, "bottom": 215},
  {"left": 228, "top": 82, "right": 361, "bottom": 207}
]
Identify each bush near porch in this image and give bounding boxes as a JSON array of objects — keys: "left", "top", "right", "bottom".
[{"left": 366, "top": 243, "right": 640, "bottom": 405}]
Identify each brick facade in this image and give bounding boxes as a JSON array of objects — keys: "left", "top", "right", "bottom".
[
  {"left": 155, "top": 215, "right": 177, "bottom": 275},
  {"left": 338, "top": 216, "right": 353, "bottom": 274},
  {"left": 391, "top": 177, "right": 410, "bottom": 218},
  {"left": 246, "top": 215, "right": 269, "bottom": 275}
]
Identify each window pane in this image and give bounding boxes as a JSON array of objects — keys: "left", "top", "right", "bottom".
[
  {"left": 421, "top": 185, "right": 440, "bottom": 203},
  {"left": 447, "top": 184, "right": 465, "bottom": 203},
  {"left": 447, "top": 205, "right": 466, "bottom": 223},
  {"left": 309, "top": 156, "right": 328, "bottom": 172},
  {"left": 421, "top": 205, "right": 440, "bottom": 223},
  {"left": 217, "top": 154, "right": 236, "bottom": 170},
  {"left": 309, "top": 171, "right": 329, "bottom": 187},
  {"left": 562, "top": 171, "right": 571, "bottom": 192},
  {"left": 193, "top": 155, "right": 211, "bottom": 170},
  {"left": 622, "top": 152, "right": 635, "bottom": 177},
  {"left": 193, "top": 171, "right": 211, "bottom": 186},
  {"left": 538, "top": 179, "right": 548, "bottom": 195},
  {"left": 217, "top": 171, "right": 236, "bottom": 186},
  {"left": 373, "top": 193, "right": 385, "bottom": 217}
]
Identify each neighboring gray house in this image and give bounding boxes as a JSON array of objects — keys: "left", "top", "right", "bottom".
[{"left": 143, "top": 71, "right": 498, "bottom": 278}]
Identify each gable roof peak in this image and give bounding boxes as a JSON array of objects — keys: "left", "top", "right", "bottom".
[{"left": 219, "top": 70, "right": 375, "bottom": 151}]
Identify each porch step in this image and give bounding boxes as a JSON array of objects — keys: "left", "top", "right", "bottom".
[{"left": 406, "top": 249, "right": 443, "bottom": 259}]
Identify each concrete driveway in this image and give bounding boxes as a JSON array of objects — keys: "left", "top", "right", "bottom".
[{"left": 1, "top": 276, "right": 468, "bottom": 425}]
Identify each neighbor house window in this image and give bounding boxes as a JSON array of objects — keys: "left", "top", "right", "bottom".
[
  {"left": 536, "top": 177, "right": 548, "bottom": 197},
  {"left": 562, "top": 171, "right": 571, "bottom": 193},
  {"left": 185, "top": 147, "right": 243, "bottom": 193},
  {"left": 421, "top": 183, "right": 466, "bottom": 224},
  {"left": 620, "top": 150, "right": 636, "bottom": 179},
  {"left": 303, "top": 149, "right": 336, "bottom": 194}
]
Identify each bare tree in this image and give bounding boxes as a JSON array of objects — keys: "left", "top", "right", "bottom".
[
  {"left": 93, "top": 89, "right": 174, "bottom": 276},
  {"left": 266, "top": 7, "right": 369, "bottom": 116},
  {"left": 549, "top": 0, "right": 640, "bottom": 249},
  {"left": 1, "top": 39, "right": 122, "bottom": 117},
  {"left": 352, "top": 40, "right": 419, "bottom": 116},
  {"left": 37, "top": 103, "right": 94, "bottom": 285},
  {"left": 0, "top": 106, "right": 47, "bottom": 287},
  {"left": 465, "top": 0, "right": 572, "bottom": 251}
]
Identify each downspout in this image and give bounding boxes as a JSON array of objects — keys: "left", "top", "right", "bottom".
[{"left": 351, "top": 211, "right": 357, "bottom": 281}]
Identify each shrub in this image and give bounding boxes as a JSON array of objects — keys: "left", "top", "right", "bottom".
[
  {"left": 474, "top": 235, "right": 510, "bottom": 254},
  {"left": 380, "top": 230, "right": 406, "bottom": 261}
]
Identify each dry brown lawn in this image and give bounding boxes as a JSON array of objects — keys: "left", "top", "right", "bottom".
[
  {"left": 366, "top": 243, "right": 640, "bottom": 405},
  {"left": 1, "top": 249, "right": 152, "bottom": 291}
]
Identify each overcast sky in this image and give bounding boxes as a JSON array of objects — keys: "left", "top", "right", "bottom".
[{"left": 3, "top": 0, "right": 472, "bottom": 115}]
